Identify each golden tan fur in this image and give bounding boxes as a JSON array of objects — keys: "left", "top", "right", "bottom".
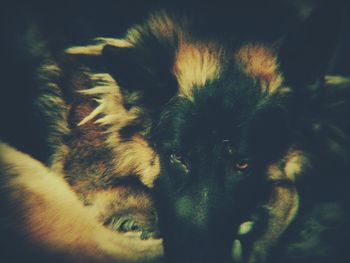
[
  {"left": 284, "top": 149, "right": 312, "bottom": 181},
  {"left": 248, "top": 186, "right": 299, "bottom": 263},
  {"left": 65, "top": 38, "right": 132, "bottom": 55},
  {"left": 78, "top": 73, "right": 160, "bottom": 187},
  {"left": 234, "top": 44, "right": 284, "bottom": 94},
  {"left": 247, "top": 148, "right": 311, "bottom": 263},
  {"left": 128, "top": 11, "right": 185, "bottom": 46},
  {"left": 174, "top": 41, "right": 223, "bottom": 99},
  {"left": 0, "top": 143, "right": 163, "bottom": 262}
]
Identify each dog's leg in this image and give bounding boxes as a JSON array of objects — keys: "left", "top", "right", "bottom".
[{"left": 0, "top": 143, "right": 163, "bottom": 263}]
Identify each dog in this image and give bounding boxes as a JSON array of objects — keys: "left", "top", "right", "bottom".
[{"left": 1, "top": 1, "right": 350, "bottom": 263}]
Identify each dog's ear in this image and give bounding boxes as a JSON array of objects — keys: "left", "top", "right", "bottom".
[
  {"left": 66, "top": 39, "right": 179, "bottom": 111},
  {"left": 102, "top": 43, "right": 178, "bottom": 110},
  {"left": 66, "top": 12, "right": 184, "bottom": 111},
  {"left": 278, "top": 0, "right": 346, "bottom": 89}
]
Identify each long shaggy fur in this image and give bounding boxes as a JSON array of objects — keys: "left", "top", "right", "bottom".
[{"left": 1, "top": 5, "right": 350, "bottom": 263}]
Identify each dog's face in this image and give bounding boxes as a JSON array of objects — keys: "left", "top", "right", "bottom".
[
  {"left": 148, "top": 45, "right": 296, "bottom": 263},
  {"left": 153, "top": 88, "right": 279, "bottom": 256}
]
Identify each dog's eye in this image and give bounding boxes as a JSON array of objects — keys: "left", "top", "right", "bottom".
[
  {"left": 170, "top": 153, "right": 189, "bottom": 173},
  {"left": 235, "top": 160, "right": 249, "bottom": 171}
]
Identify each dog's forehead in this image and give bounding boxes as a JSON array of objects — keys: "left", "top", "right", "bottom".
[
  {"left": 165, "top": 99, "right": 254, "bottom": 148},
  {"left": 173, "top": 40, "right": 225, "bottom": 99},
  {"left": 173, "top": 40, "right": 283, "bottom": 101}
]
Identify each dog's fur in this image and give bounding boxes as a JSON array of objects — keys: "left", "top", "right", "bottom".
[{"left": 1, "top": 2, "right": 350, "bottom": 263}]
